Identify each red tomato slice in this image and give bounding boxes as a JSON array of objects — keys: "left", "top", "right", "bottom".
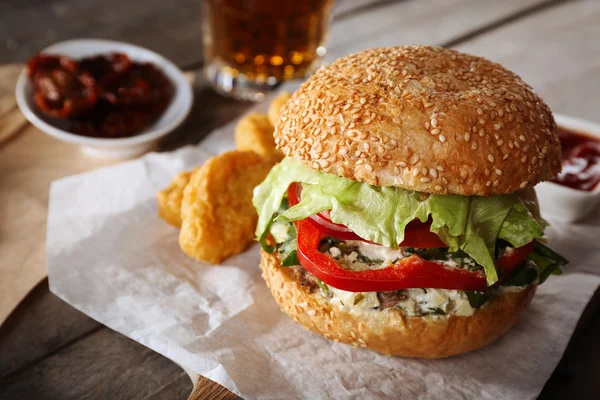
[
  {"left": 496, "top": 241, "right": 535, "bottom": 280},
  {"left": 287, "top": 183, "right": 447, "bottom": 248}
]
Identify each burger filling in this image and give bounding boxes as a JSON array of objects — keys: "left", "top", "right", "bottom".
[{"left": 253, "top": 158, "right": 568, "bottom": 317}]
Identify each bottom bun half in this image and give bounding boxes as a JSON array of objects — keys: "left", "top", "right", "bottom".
[{"left": 259, "top": 250, "right": 536, "bottom": 359}]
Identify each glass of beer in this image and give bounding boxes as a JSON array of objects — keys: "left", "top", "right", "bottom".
[{"left": 202, "top": 0, "right": 334, "bottom": 101}]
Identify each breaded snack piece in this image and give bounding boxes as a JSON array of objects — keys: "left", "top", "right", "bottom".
[
  {"left": 156, "top": 169, "right": 195, "bottom": 227},
  {"left": 267, "top": 91, "right": 291, "bottom": 126},
  {"left": 235, "top": 113, "right": 283, "bottom": 164},
  {"left": 179, "top": 151, "right": 272, "bottom": 264}
]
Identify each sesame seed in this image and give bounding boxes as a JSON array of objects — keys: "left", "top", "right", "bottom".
[
  {"left": 431, "top": 128, "right": 440, "bottom": 135},
  {"left": 479, "top": 129, "right": 485, "bottom": 137},
  {"left": 307, "top": 309, "right": 317, "bottom": 316},
  {"left": 477, "top": 108, "right": 484, "bottom": 115},
  {"left": 420, "top": 177, "right": 431, "bottom": 183},
  {"left": 495, "top": 168, "right": 503, "bottom": 175},
  {"left": 434, "top": 185, "right": 443, "bottom": 191},
  {"left": 519, "top": 181, "right": 528, "bottom": 189},
  {"left": 398, "top": 161, "right": 407, "bottom": 167},
  {"left": 439, "top": 134, "right": 446, "bottom": 142},
  {"left": 430, "top": 168, "right": 438, "bottom": 178},
  {"left": 488, "top": 154, "right": 495, "bottom": 162},
  {"left": 330, "top": 311, "right": 335, "bottom": 319},
  {"left": 410, "top": 154, "right": 420, "bottom": 164},
  {"left": 365, "top": 163, "right": 374, "bottom": 172},
  {"left": 350, "top": 331, "right": 357, "bottom": 338},
  {"left": 486, "top": 181, "right": 492, "bottom": 187},
  {"left": 425, "top": 122, "right": 431, "bottom": 129},
  {"left": 521, "top": 155, "right": 527, "bottom": 163},
  {"left": 431, "top": 118, "right": 438, "bottom": 128},
  {"left": 519, "top": 135, "right": 527, "bottom": 142},
  {"left": 472, "top": 143, "right": 478, "bottom": 150},
  {"left": 464, "top": 132, "right": 471, "bottom": 142}
]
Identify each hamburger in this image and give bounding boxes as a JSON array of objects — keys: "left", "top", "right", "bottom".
[{"left": 252, "top": 45, "right": 568, "bottom": 358}]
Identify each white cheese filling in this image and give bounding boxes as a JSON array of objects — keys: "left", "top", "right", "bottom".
[
  {"left": 328, "top": 240, "right": 407, "bottom": 271},
  {"left": 325, "top": 286, "right": 476, "bottom": 316}
]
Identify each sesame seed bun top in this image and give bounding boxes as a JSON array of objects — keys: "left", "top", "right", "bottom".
[{"left": 274, "top": 45, "right": 562, "bottom": 196}]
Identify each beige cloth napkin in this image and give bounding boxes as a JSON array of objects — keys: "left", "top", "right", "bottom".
[{"left": 0, "top": 64, "right": 114, "bottom": 325}]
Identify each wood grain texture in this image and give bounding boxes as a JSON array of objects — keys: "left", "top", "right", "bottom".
[
  {"left": 0, "top": 0, "right": 202, "bottom": 67},
  {"left": 326, "top": 0, "right": 561, "bottom": 60},
  {"left": 145, "top": 375, "right": 193, "bottom": 400},
  {"left": 0, "top": 280, "right": 100, "bottom": 378},
  {"left": 188, "top": 377, "right": 240, "bottom": 400},
  {"left": 0, "top": 64, "right": 27, "bottom": 151},
  {"left": 0, "top": 325, "right": 187, "bottom": 400}
]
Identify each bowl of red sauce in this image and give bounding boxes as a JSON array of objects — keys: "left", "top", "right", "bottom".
[
  {"left": 536, "top": 114, "right": 600, "bottom": 222},
  {"left": 16, "top": 39, "right": 193, "bottom": 159}
]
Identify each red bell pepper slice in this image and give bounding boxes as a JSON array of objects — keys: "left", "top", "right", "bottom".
[{"left": 296, "top": 218, "right": 487, "bottom": 292}]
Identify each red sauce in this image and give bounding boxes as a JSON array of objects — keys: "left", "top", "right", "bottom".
[{"left": 551, "top": 127, "right": 600, "bottom": 191}]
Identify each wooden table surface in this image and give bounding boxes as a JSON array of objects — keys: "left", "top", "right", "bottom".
[{"left": 1, "top": 0, "right": 599, "bottom": 399}]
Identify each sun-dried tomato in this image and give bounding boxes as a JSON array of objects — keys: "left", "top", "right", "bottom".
[
  {"left": 79, "top": 53, "right": 132, "bottom": 83},
  {"left": 102, "top": 63, "right": 173, "bottom": 106},
  {"left": 70, "top": 101, "right": 170, "bottom": 139},
  {"left": 27, "top": 54, "right": 98, "bottom": 118},
  {"left": 26, "top": 52, "right": 174, "bottom": 138}
]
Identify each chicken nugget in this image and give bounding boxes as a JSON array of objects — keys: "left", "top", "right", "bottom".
[
  {"left": 235, "top": 113, "right": 283, "bottom": 164},
  {"left": 179, "top": 150, "right": 272, "bottom": 264},
  {"left": 267, "top": 91, "right": 291, "bottom": 126},
  {"left": 157, "top": 169, "right": 196, "bottom": 227}
]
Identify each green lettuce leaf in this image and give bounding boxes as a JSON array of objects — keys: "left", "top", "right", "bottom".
[
  {"left": 253, "top": 158, "right": 546, "bottom": 285},
  {"left": 498, "top": 203, "right": 545, "bottom": 247},
  {"left": 253, "top": 159, "right": 322, "bottom": 236}
]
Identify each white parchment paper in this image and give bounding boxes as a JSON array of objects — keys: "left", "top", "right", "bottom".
[{"left": 47, "top": 112, "right": 600, "bottom": 400}]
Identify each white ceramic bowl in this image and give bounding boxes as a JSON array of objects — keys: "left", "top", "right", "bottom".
[
  {"left": 536, "top": 114, "right": 600, "bottom": 223},
  {"left": 15, "top": 39, "right": 193, "bottom": 159}
]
